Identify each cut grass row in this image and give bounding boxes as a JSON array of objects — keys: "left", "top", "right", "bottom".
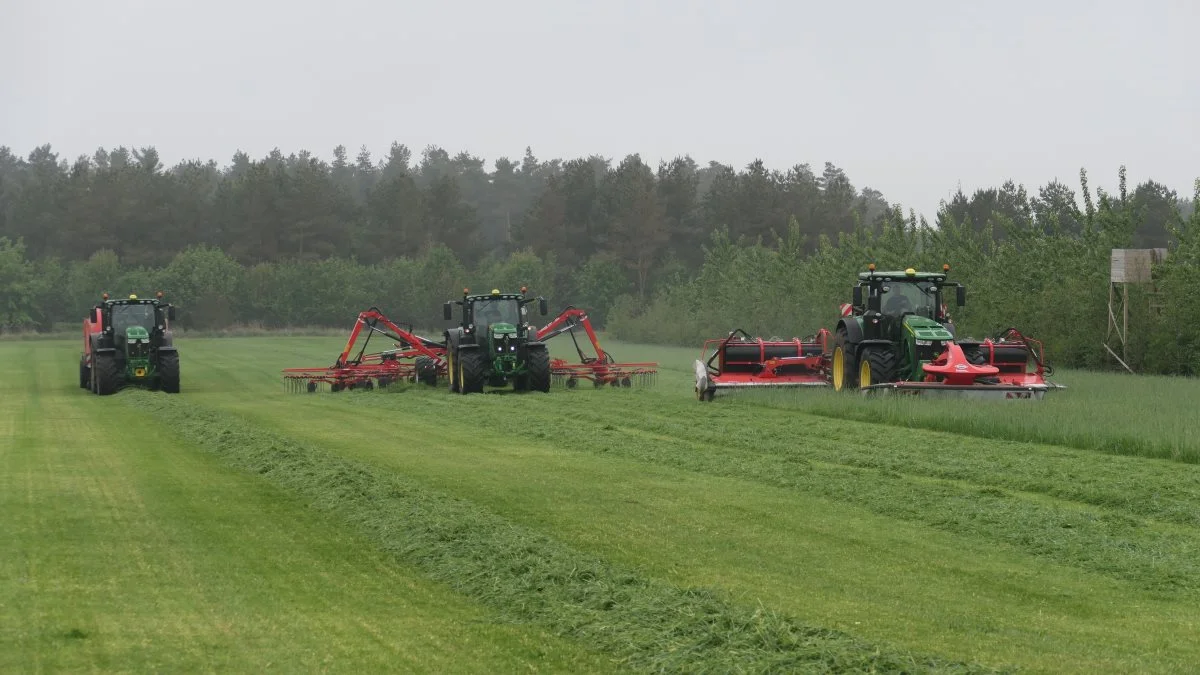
[
  {"left": 123, "top": 388, "right": 992, "bottom": 674},
  {"left": 178, "top": 337, "right": 1200, "bottom": 672},
  {"left": 0, "top": 344, "right": 614, "bottom": 673}
]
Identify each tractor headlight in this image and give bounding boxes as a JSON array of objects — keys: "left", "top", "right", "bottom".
[{"left": 510, "top": 345, "right": 516, "bottom": 351}]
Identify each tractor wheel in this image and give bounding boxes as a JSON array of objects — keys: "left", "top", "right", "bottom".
[
  {"left": 447, "top": 350, "right": 459, "bottom": 393},
  {"left": 93, "top": 354, "right": 120, "bottom": 396},
  {"left": 459, "top": 350, "right": 486, "bottom": 394},
  {"left": 159, "top": 352, "right": 181, "bottom": 393},
  {"left": 79, "top": 356, "right": 90, "bottom": 389},
  {"left": 830, "top": 329, "right": 858, "bottom": 392},
  {"left": 415, "top": 356, "right": 438, "bottom": 386},
  {"left": 526, "top": 346, "right": 551, "bottom": 393},
  {"left": 858, "top": 346, "right": 895, "bottom": 389}
]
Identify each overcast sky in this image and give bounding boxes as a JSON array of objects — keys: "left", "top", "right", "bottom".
[{"left": 2, "top": 0, "right": 1196, "bottom": 221}]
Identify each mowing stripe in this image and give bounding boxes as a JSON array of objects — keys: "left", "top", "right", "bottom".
[
  {"left": 120, "top": 390, "right": 1000, "bottom": 674},
  {"left": 330, "top": 392, "right": 1200, "bottom": 597}
]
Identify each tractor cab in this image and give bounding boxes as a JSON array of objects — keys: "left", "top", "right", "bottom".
[{"left": 851, "top": 264, "right": 965, "bottom": 342}]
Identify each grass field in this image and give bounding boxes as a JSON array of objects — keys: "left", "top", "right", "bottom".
[{"left": 4, "top": 334, "right": 1200, "bottom": 673}]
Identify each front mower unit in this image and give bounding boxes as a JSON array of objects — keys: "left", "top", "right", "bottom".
[
  {"left": 830, "top": 264, "right": 1064, "bottom": 400},
  {"left": 535, "top": 306, "right": 658, "bottom": 389},
  {"left": 282, "top": 307, "right": 446, "bottom": 392},
  {"left": 695, "top": 328, "right": 832, "bottom": 402}
]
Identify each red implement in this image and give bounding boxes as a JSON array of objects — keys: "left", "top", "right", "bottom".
[
  {"left": 535, "top": 306, "right": 658, "bottom": 388},
  {"left": 282, "top": 307, "right": 447, "bottom": 392},
  {"left": 694, "top": 328, "right": 832, "bottom": 401}
]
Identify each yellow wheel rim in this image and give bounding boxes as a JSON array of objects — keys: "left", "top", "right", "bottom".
[
  {"left": 859, "top": 358, "right": 871, "bottom": 388},
  {"left": 832, "top": 347, "right": 844, "bottom": 390}
]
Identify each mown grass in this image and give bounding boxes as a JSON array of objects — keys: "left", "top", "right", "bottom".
[
  {"left": 124, "top": 387, "right": 993, "bottom": 674},
  {"left": 0, "top": 344, "right": 616, "bottom": 673},
  {"left": 18, "top": 334, "right": 1200, "bottom": 672},
  {"left": 181, "top": 336, "right": 1200, "bottom": 672},
  {"left": 577, "top": 334, "right": 1200, "bottom": 464}
]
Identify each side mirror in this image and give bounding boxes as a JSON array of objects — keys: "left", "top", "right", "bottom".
[
  {"left": 852, "top": 286, "right": 862, "bottom": 307},
  {"left": 443, "top": 302, "right": 453, "bottom": 321},
  {"left": 539, "top": 298, "right": 548, "bottom": 316},
  {"left": 956, "top": 286, "right": 966, "bottom": 306},
  {"left": 167, "top": 306, "right": 176, "bottom": 321}
]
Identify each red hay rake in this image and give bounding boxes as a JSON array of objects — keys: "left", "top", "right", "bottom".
[
  {"left": 536, "top": 306, "right": 658, "bottom": 388},
  {"left": 695, "top": 328, "right": 832, "bottom": 401},
  {"left": 282, "top": 307, "right": 447, "bottom": 393}
]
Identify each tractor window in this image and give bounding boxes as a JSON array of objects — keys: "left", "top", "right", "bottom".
[
  {"left": 471, "top": 298, "right": 521, "bottom": 327},
  {"left": 880, "top": 282, "right": 938, "bottom": 318},
  {"left": 111, "top": 304, "right": 157, "bottom": 336}
]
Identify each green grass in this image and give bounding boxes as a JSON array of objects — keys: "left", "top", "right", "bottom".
[
  {"left": 7, "top": 334, "right": 1200, "bottom": 673},
  {"left": 0, "top": 344, "right": 615, "bottom": 673}
]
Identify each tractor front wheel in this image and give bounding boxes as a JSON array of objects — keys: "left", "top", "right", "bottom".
[
  {"left": 458, "top": 350, "right": 485, "bottom": 394},
  {"left": 526, "top": 346, "right": 551, "bottom": 393},
  {"left": 79, "top": 356, "right": 90, "bottom": 389},
  {"left": 92, "top": 354, "right": 120, "bottom": 396},
  {"left": 857, "top": 346, "right": 895, "bottom": 389},
  {"left": 159, "top": 352, "right": 180, "bottom": 393},
  {"left": 830, "top": 330, "right": 857, "bottom": 392}
]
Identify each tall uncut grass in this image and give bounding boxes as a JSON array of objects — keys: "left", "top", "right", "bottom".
[{"left": 750, "top": 369, "right": 1200, "bottom": 463}]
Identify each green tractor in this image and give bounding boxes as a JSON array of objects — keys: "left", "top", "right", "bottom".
[
  {"left": 442, "top": 286, "right": 551, "bottom": 394},
  {"left": 829, "top": 264, "right": 1056, "bottom": 399},
  {"left": 80, "top": 292, "right": 180, "bottom": 395},
  {"left": 830, "top": 264, "right": 965, "bottom": 392}
]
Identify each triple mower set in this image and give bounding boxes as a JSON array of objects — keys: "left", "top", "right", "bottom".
[{"left": 695, "top": 263, "right": 1064, "bottom": 402}]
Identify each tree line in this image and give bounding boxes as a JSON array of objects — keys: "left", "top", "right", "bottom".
[{"left": 0, "top": 142, "right": 1196, "bottom": 374}]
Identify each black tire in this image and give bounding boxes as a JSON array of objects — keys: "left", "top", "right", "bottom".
[
  {"left": 830, "top": 328, "right": 858, "bottom": 392},
  {"left": 79, "top": 356, "right": 90, "bottom": 389},
  {"left": 447, "top": 349, "right": 460, "bottom": 393},
  {"left": 415, "top": 356, "right": 438, "bottom": 386},
  {"left": 158, "top": 352, "right": 180, "bottom": 393},
  {"left": 526, "top": 346, "right": 551, "bottom": 393},
  {"left": 93, "top": 354, "right": 120, "bottom": 396},
  {"left": 459, "top": 349, "right": 486, "bottom": 394},
  {"left": 858, "top": 346, "right": 896, "bottom": 389}
]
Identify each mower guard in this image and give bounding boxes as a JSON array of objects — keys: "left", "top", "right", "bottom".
[{"left": 861, "top": 381, "right": 1062, "bottom": 400}]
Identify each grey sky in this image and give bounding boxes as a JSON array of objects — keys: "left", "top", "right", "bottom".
[{"left": 3, "top": 0, "right": 1197, "bottom": 221}]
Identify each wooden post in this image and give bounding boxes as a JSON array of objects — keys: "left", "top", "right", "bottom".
[{"left": 1122, "top": 283, "right": 1129, "bottom": 364}]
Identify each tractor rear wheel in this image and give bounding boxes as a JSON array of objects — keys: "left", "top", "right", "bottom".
[
  {"left": 93, "top": 354, "right": 120, "bottom": 395},
  {"left": 858, "top": 346, "right": 895, "bottom": 389},
  {"left": 830, "top": 329, "right": 857, "bottom": 392},
  {"left": 159, "top": 352, "right": 180, "bottom": 393},
  {"left": 459, "top": 350, "right": 485, "bottom": 394},
  {"left": 526, "top": 346, "right": 551, "bottom": 393},
  {"left": 447, "top": 350, "right": 459, "bottom": 393}
]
